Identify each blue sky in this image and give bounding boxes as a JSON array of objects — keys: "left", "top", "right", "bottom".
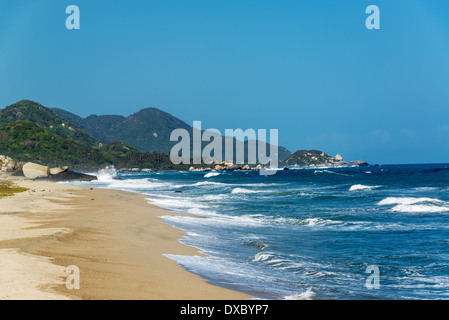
[{"left": 0, "top": 0, "right": 448, "bottom": 164}]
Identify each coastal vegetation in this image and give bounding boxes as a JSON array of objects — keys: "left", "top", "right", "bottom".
[
  {"left": 0, "top": 101, "right": 185, "bottom": 170},
  {"left": 0, "top": 182, "right": 28, "bottom": 198},
  {"left": 52, "top": 106, "right": 192, "bottom": 155},
  {"left": 280, "top": 150, "right": 336, "bottom": 166},
  {"left": 0, "top": 100, "right": 99, "bottom": 147}
]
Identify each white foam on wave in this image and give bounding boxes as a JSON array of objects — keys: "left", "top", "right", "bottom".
[
  {"left": 192, "top": 181, "right": 226, "bottom": 187},
  {"left": 164, "top": 253, "right": 285, "bottom": 296},
  {"left": 253, "top": 252, "right": 275, "bottom": 262},
  {"left": 392, "top": 204, "right": 449, "bottom": 213},
  {"left": 378, "top": 197, "right": 449, "bottom": 213},
  {"left": 414, "top": 187, "right": 439, "bottom": 191},
  {"left": 284, "top": 287, "right": 316, "bottom": 300},
  {"left": 94, "top": 176, "right": 187, "bottom": 191},
  {"left": 95, "top": 166, "right": 118, "bottom": 181},
  {"left": 378, "top": 197, "right": 444, "bottom": 206},
  {"left": 231, "top": 188, "right": 260, "bottom": 194},
  {"left": 349, "top": 184, "right": 381, "bottom": 191},
  {"left": 204, "top": 172, "right": 221, "bottom": 178},
  {"left": 201, "top": 194, "right": 228, "bottom": 201},
  {"left": 80, "top": 167, "right": 187, "bottom": 191},
  {"left": 146, "top": 195, "right": 210, "bottom": 214},
  {"left": 163, "top": 211, "right": 278, "bottom": 229},
  {"left": 296, "top": 217, "right": 338, "bottom": 227},
  {"left": 313, "top": 170, "right": 350, "bottom": 176},
  {"left": 67, "top": 169, "right": 182, "bottom": 191},
  {"left": 252, "top": 251, "right": 304, "bottom": 271},
  {"left": 186, "top": 207, "right": 219, "bottom": 216},
  {"left": 194, "top": 181, "right": 277, "bottom": 188}
]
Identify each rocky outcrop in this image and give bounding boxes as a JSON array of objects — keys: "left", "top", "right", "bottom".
[
  {"left": 118, "top": 168, "right": 152, "bottom": 172},
  {"left": 45, "top": 170, "right": 97, "bottom": 182},
  {"left": 1, "top": 156, "right": 97, "bottom": 181},
  {"left": 280, "top": 150, "right": 369, "bottom": 168},
  {"left": 46, "top": 166, "right": 96, "bottom": 181},
  {"left": 0, "top": 155, "right": 23, "bottom": 175},
  {"left": 188, "top": 161, "right": 263, "bottom": 172},
  {"left": 348, "top": 160, "right": 369, "bottom": 167},
  {"left": 22, "top": 162, "right": 50, "bottom": 179},
  {"left": 280, "top": 150, "right": 335, "bottom": 167},
  {"left": 188, "top": 166, "right": 212, "bottom": 172}
]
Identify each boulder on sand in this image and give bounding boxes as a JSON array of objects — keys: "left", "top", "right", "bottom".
[
  {"left": 49, "top": 167, "right": 68, "bottom": 175},
  {"left": 22, "top": 162, "right": 50, "bottom": 180},
  {"left": 22, "top": 162, "right": 96, "bottom": 181}
]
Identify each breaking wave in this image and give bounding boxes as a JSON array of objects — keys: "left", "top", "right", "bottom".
[
  {"left": 349, "top": 184, "right": 381, "bottom": 191},
  {"left": 378, "top": 197, "right": 449, "bottom": 213},
  {"left": 204, "top": 172, "right": 221, "bottom": 178}
]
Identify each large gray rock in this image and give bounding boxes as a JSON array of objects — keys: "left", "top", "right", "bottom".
[
  {"left": 22, "top": 162, "right": 50, "bottom": 179},
  {"left": 46, "top": 170, "right": 97, "bottom": 182}
]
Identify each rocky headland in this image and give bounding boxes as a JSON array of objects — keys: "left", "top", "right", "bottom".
[
  {"left": 0, "top": 155, "right": 97, "bottom": 181},
  {"left": 279, "top": 150, "right": 369, "bottom": 168}
]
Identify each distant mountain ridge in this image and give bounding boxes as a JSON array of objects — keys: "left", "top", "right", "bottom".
[
  {"left": 52, "top": 107, "right": 192, "bottom": 155},
  {"left": 52, "top": 106, "right": 292, "bottom": 161}
]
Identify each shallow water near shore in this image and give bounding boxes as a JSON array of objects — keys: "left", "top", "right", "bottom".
[{"left": 64, "top": 163, "right": 449, "bottom": 299}]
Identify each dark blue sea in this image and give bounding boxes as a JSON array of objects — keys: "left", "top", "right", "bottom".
[{"left": 65, "top": 164, "right": 449, "bottom": 300}]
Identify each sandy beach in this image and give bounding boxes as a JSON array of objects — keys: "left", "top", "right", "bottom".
[{"left": 0, "top": 173, "right": 253, "bottom": 300}]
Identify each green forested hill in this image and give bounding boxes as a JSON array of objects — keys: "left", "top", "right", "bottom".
[
  {"left": 0, "top": 100, "right": 183, "bottom": 170},
  {"left": 52, "top": 106, "right": 292, "bottom": 162},
  {"left": 0, "top": 100, "right": 100, "bottom": 147},
  {"left": 0, "top": 120, "right": 108, "bottom": 168},
  {"left": 52, "top": 107, "right": 192, "bottom": 155},
  {"left": 0, "top": 120, "right": 180, "bottom": 170},
  {"left": 280, "top": 150, "right": 335, "bottom": 166},
  {"left": 0, "top": 100, "right": 292, "bottom": 170}
]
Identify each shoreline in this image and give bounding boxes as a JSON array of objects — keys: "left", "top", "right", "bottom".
[{"left": 0, "top": 173, "right": 254, "bottom": 300}]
